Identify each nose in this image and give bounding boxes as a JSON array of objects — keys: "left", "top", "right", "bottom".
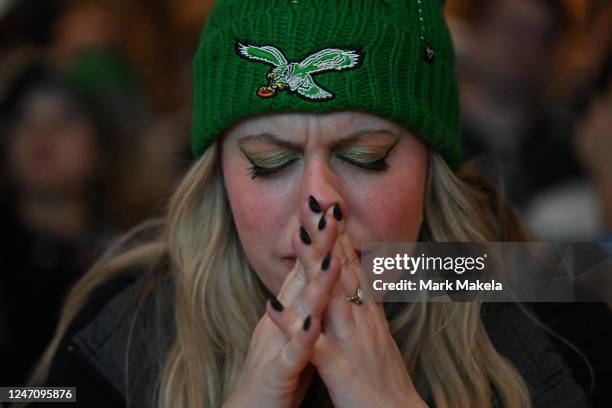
[{"left": 300, "top": 154, "right": 345, "bottom": 216}]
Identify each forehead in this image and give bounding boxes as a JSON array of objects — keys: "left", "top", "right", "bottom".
[{"left": 223, "top": 111, "right": 409, "bottom": 142}]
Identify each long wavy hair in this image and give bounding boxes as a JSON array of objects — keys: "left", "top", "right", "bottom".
[{"left": 32, "top": 139, "right": 535, "bottom": 408}]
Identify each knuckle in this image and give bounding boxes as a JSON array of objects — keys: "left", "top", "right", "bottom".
[{"left": 279, "top": 343, "right": 299, "bottom": 368}]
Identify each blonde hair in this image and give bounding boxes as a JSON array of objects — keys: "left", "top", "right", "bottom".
[{"left": 32, "top": 141, "right": 533, "bottom": 408}]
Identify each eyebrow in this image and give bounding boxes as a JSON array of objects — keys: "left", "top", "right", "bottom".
[{"left": 238, "top": 129, "right": 400, "bottom": 150}]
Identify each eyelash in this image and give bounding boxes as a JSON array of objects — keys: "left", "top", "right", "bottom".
[
  {"left": 247, "top": 158, "right": 298, "bottom": 179},
  {"left": 247, "top": 156, "right": 390, "bottom": 179},
  {"left": 340, "top": 156, "right": 390, "bottom": 172}
]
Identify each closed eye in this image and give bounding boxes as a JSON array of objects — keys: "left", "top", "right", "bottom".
[
  {"left": 244, "top": 139, "right": 398, "bottom": 179},
  {"left": 336, "top": 139, "right": 397, "bottom": 173},
  {"left": 338, "top": 155, "right": 390, "bottom": 172},
  {"left": 247, "top": 158, "right": 299, "bottom": 179}
]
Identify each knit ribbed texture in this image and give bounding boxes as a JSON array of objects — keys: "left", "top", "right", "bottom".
[{"left": 192, "top": 0, "right": 462, "bottom": 170}]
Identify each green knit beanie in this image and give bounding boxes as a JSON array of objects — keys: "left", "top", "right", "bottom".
[{"left": 192, "top": 0, "right": 462, "bottom": 170}]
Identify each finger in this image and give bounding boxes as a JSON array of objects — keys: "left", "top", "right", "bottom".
[
  {"left": 292, "top": 223, "right": 319, "bottom": 280},
  {"left": 266, "top": 296, "right": 297, "bottom": 337},
  {"left": 335, "top": 231, "right": 362, "bottom": 298},
  {"left": 331, "top": 202, "right": 345, "bottom": 235},
  {"left": 294, "top": 202, "right": 340, "bottom": 284},
  {"left": 276, "top": 258, "right": 307, "bottom": 306},
  {"left": 301, "top": 196, "right": 339, "bottom": 257},
  {"left": 268, "top": 252, "right": 341, "bottom": 337},
  {"left": 297, "top": 251, "right": 342, "bottom": 319},
  {"left": 323, "top": 202, "right": 360, "bottom": 297},
  {"left": 337, "top": 233, "right": 389, "bottom": 330},
  {"left": 321, "top": 271, "right": 356, "bottom": 339},
  {"left": 338, "top": 231, "right": 383, "bottom": 325},
  {"left": 341, "top": 230, "right": 366, "bottom": 291},
  {"left": 321, "top": 231, "right": 362, "bottom": 338},
  {"left": 274, "top": 315, "right": 321, "bottom": 378},
  {"left": 323, "top": 289, "right": 355, "bottom": 338}
]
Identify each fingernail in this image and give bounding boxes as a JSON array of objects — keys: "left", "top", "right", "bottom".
[
  {"left": 308, "top": 195, "right": 322, "bottom": 213},
  {"left": 321, "top": 252, "right": 331, "bottom": 271},
  {"left": 270, "top": 296, "right": 284, "bottom": 312},
  {"left": 300, "top": 226, "right": 312, "bottom": 245},
  {"left": 318, "top": 214, "right": 326, "bottom": 230},
  {"left": 303, "top": 315, "right": 311, "bottom": 331},
  {"left": 333, "top": 203, "right": 343, "bottom": 221}
]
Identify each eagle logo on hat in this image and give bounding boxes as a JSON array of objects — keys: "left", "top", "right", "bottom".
[{"left": 235, "top": 42, "right": 364, "bottom": 101}]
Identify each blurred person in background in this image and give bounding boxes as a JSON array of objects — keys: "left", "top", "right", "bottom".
[
  {"left": 447, "top": 0, "right": 577, "bottom": 206},
  {"left": 0, "top": 61, "right": 120, "bottom": 385},
  {"left": 51, "top": 0, "right": 171, "bottom": 228},
  {"left": 0, "top": 0, "right": 203, "bottom": 387},
  {"left": 517, "top": 0, "right": 612, "bottom": 242},
  {"left": 51, "top": 0, "right": 201, "bottom": 205},
  {"left": 447, "top": 2, "right": 612, "bottom": 406},
  {"left": 528, "top": 51, "right": 612, "bottom": 408},
  {"left": 525, "top": 49, "right": 612, "bottom": 242},
  {"left": 504, "top": 7, "right": 612, "bottom": 407},
  {"left": 574, "top": 55, "right": 612, "bottom": 244}
]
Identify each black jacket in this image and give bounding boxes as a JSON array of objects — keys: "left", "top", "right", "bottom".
[{"left": 33, "top": 266, "right": 597, "bottom": 408}]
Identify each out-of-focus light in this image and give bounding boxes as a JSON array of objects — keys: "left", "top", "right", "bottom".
[{"left": 0, "top": 0, "right": 15, "bottom": 18}]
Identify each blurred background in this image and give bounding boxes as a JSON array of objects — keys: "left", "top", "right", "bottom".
[{"left": 0, "top": 0, "right": 610, "bottom": 400}]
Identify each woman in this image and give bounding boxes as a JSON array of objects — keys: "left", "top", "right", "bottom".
[
  {"left": 30, "top": 1, "right": 592, "bottom": 407},
  {"left": 0, "top": 61, "right": 119, "bottom": 386}
]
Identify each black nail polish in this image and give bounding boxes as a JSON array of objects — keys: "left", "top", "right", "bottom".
[
  {"left": 308, "top": 195, "right": 322, "bottom": 213},
  {"left": 300, "top": 226, "right": 312, "bottom": 245},
  {"left": 321, "top": 252, "right": 331, "bottom": 271},
  {"left": 333, "top": 203, "right": 343, "bottom": 221},
  {"left": 270, "top": 296, "right": 284, "bottom": 312},
  {"left": 318, "top": 214, "right": 326, "bottom": 230},
  {"left": 303, "top": 315, "right": 311, "bottom": 331}
]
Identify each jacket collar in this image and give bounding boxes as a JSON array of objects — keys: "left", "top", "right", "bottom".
[{"left": 71, "top": 268, "right": 175, "bottom": 408}]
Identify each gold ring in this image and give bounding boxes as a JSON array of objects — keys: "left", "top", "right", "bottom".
[{"left": 345, "top": 287, "right": 364, "bottom": 305}]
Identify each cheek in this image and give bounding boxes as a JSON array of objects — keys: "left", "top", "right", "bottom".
[
  {"left": 356, "top": 168, "right": 426, "bottom": 241},
  {"left": 224, "top": 175, "right": 282, "bottom": 234},
  {"left": 59, "top": 132, "right": 99, "bottom": 176},
  {"left": 223, "top": 165, "right": 289, "bottom": 291}
]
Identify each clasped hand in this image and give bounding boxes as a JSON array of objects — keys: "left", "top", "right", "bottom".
[{"left": 225, "top": 199, "right": 427, "bottom": 408}]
